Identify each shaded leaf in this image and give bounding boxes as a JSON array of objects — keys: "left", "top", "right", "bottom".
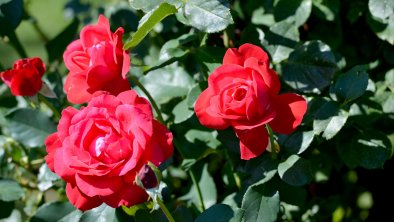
[
  {"left": 279, "top": 130, "right": 314, "bottom": 155},
  {"left": 0, "top": 0, "right": 22, "bottom": 36},
  {"left": 241, "top": 183, "right": 280, "bottom": 222},
  {"left": 0, "top": 179, "right": 24, "bottom": 201},
  {"left": 313, "top": 101, "right": 348, "bottom": 140},
  {"left": 195, "top": 204, "right": 239, "bottom": 222},
  {"left": 282, "top": 40, "right": 337, "bottom": 93},
  {"left": 337, "top": 131, "right": 393, "bottom": 169},
  {"left": 274, "top": 0, "right": 312, "bottom": 26},
  {"left": 278, "top": 155, "right": 312, "bottom": 186},
  {"left": 5, "top": 108, "right": 56, "bottom": 148},
  {"left": 331, "top": 66, "right": 369, "bottom": 102},
  {"left": 80, "top": 204, "right": 116, "bottom": 222},
  {"left": 172, "top": 99, "right": 194, "bottom": 124},
  {"left": 30, "top": 202, "right": 76, "bottom": 222},
  {"left": 368, "top": 0, "right": 394, "bottom": 22},
  {"left": 159, "top": 33, "right": 196, "bottom": 63}
]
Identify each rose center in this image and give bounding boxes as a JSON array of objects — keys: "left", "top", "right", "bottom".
[
  {"left": 88, "top": 42, "right": 105, "bottom": 67},
  {"left": 232, "top": 87, "right": 247, "bottom": 101},
  {"left": 89, "top": 136, "right": 107, "bottom": 157}
]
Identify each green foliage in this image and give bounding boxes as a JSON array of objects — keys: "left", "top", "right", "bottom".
[{"left": 0, "top": 0, "right": 394, "bottom": 221}]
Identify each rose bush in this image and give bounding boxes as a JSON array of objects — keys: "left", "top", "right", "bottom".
[
  {"left": 45, "top": 90, "right": 173, "bottom": 210},
  {"left": 0, "top": 57, "right": 45, "bottom": 96},
  {"left": 195, "top": 44, "right": 307, "bottom": 160},
  {"left": 63, "top": 15, "right": 131, "bottom": 104}
]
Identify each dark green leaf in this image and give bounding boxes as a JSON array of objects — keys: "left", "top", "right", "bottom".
[
  {"left": 80, "top": 204, "right": 116, "bottom": 222},
  {"left": 0, "top": 179, "right": 24, "bottom": 201},
  {"left": 186, "top": 83, "right": 204, "bottom": 108},
  {"left": 313, "top": 101, "right": 348, "bottom": 140},
  {"left": 172, "top": 206, "right": 194, "bottom": 222},
  {"left": 124, "top": 3, "right": 177, "bottom": 49},
  {"left": 278, "top": 155, "right": 312, "bottom": 186},
  {"left": 134, "top": 209, "right": 165, "bottom": 222},
  {"left": 279, "top": 130, "right": 314, "bottom": 155},
  {"left": 180, "top": 0, "right": 233, "bottom": 33},
  {"left": 45, "top": 18, "right": 79, "bottom": 62},
  {"left": 241, "top": 183, "right": 280, "bottom": 222},
  {"left": 195, "top": 47, "right": 226, "bottom": 74},
  {"left": 0, "top": 200, "right": 14, "bottom": 219},
  {"left": 312, "top": 0, "right": 340, "bottom": 21},
  {"left": 368, "top": 0, "right": 394, "bottom": 22},
  {"left": 195, "top": 204, "right": 237, "bottom": 222},
  {"left": 129, "top": 0, "right": 182, "bottom": 13},
  {"left": 331, "top": 66, "right": 369, "bottom": 102},
  {"left": 274, "top": 0, "right": 312, "bottom": 26},
  {"left": 30, "top": 201, "right": 76, "bottom": 222},
  {"left": 5, "top": 108, "right": 56, "bottom": 148},
  {"left": 0, "top": 0, "right": 23, "bottom": 36},
  {"left": 136, "top": 64, "right": 195, "bottom": 104},
  {"left": 263, "top": 19, "right": 300, "bottom": 63},
  {"left": 282, "top": 40, "right": 337, "bottom": 93},
  {"left": 337, "top": 131, "right": 393, "bottom": 169}
]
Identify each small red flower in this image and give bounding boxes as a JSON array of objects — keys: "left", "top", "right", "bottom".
[
  {"left": 1, "top": 57, "right": 46, "bottom": 96},
  {"left": 63, "top": 15, "right": 131, "bottom": 104},
  {"left": 194, "top": 44, "right": 307, "bottom": 160}
]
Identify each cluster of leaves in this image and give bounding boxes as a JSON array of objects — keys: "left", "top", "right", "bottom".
[{"left": 0, "top": 0, "right": 393, "bottom": 221}]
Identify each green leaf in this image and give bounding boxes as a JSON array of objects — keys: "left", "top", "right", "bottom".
[
  {"left": 279, "top": 130, "right": 314, "bottom": 155},
  {"left": 274, "top": 0, "right": 312, "bottom": 27},
  {"left": 337, "top": 131, "right": 393, "bottom": 169},
  {"left": 172, "top": 99, "right": 194, "bottom": 124},
  {"left": 181, "top": 164, "right": 217, "bottom": 209},
  {"left": 195, "top": 47, "right": 226, "bottom": 74},
  {"left": 186, "top": 83, "right": 204, "bottom": 108},
  {"left": 263, "top": 19, "right": 300, "bottom": 63},
  {"left": 312, "top": 0, "right": 340, "bottom": 21},
  {"left": 368, "top": 14, "right": 394, "bottom": 45},
  {"left": 46, "top": 18, "right": 79, "bottom": 63},
  {"left": 0, "top": 179, "right": 24, "bottom": 201},
  {"left": 185, "top": 129, "right": 220, "bottom": 149},
  {"left": 331, "top": 66, "right": 369, "bottom": 102},
  {"left": 129, "top": 0, "right": 182, "bottom": 13},
  {"left": 172, "top": 206, "right": 194, "bottom": 222},
  {"left": 136, "top": 64, "right": 195, "bottom": 104},
  {"left": 30, "top": 202, "right": 76, "bottom": 222},
  {"left": 80, "top": 204, "right": 116, "bottom": 222},
  {"left": 368, "top": 0, "right": 394, "bottom": 22},
  {"left": 159, "top": 33, "right": 195, "bottom": 62},
  {"left": 0, "top": 0, "right": 23, "bottom": 36},
  {"left": 180, "top": 0, "right": 233, "bottom": 33},
  {"left": 195, "top": 204, "right": 239, "bottom": 222},
  {"left": 241, "top": 183, "right": 280, "bottom": 222},
  {"left": 5, "top": 108, "right": 56, "bottom": 148},
  {"left": 282, "top": 40, "right": 337, "bottom": 94},
  {"left": 124, "top": 3, "right": 177, "bottom": 49},
  {"left": 37, "top": 163, "right": 60, "bottom": 191},
  {"left": 0, "top": 200, "right": 14, "bottom": 219},
  {"left": 277, "top": 155, "right": 312, "bottom": 186},
  {"left": 313, "top": 101, "right": 348, "bottom": 140}
]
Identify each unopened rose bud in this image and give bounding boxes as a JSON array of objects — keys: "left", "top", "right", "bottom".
[{"left": 137, "top": 164, "right": 159, "bottom": 189}]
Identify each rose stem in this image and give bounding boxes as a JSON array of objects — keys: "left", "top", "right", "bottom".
[
  {"left": 155, "top": 196, "right": 175, "bottom": 222},
  {"left": 7, "top": 31, "right": 28, "bottom": 58},
  {"left": 129, "top": 75, "right": 164, "bottom": 123},
  {"left": 38, "top": 94, "right": 61, "bottom": 120},
  {"left": 265, "top": 125, "right": 278, "bottom": 159},
  {"left": 189, "top": 170, "right": 206, "bottom": 211}
]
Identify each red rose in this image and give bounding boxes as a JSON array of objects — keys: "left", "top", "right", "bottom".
[
  {"left": 0, "top": 57, "right": 45, "bottom": 96},
  {"left": 195, "top": 44, "right": 307, "bottom": 160},
  {"left": 45, "top": 90, "right": 173, "bottom": 210},
  {"left": 63, "top": 15, "right": 131, "bottom": 104}
]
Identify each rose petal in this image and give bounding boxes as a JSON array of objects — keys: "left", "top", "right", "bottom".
[
  {"left": 66, "top": 183, "right": 102, "bottom": 211},
  {"left": 101, "top": 184, "right": 148, "bottom": 208},
  {"left": 143, "top": 120, "right": 173, "bottom": 166},
  {"left": 80, "top": 16, "right": 111, "bottom": 49},
  {"left": 64, "top": 73, "right": 92, "bottom": 104},
  {"left": 75, "top": 173, "right": 123, "bottom": 197},
  {"left": 223, "top": 43, "right": 269, "bottom": 66},
  {"left": 208, "top": 64, "right": 250, "bottom": 93},
  {"left": 45, "top": 133, "right": 61, "bottom": 171},
  {"left": 269, "top": 93, "right": 307, "bottom": 134},
  {"left": 244, "top": 57, "right": 280, "bottom": 94},
  {"left": 195, "top": 88, "right": 230, "bottom": 130},
  {"left": 235, "top": 125, "right": 269, "bottom": 160},
  {"left": 10, "top": 69, "right": 43, "bottom": 96}
]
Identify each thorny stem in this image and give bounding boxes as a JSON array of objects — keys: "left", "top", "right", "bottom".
[{"left": 129, "top": 75, "right": 164, "bottom": 123}]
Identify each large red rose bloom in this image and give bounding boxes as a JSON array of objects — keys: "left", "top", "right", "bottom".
[
  {"left": 195, "top": 44, "right": 307, "bottom": 160},
  {"left": 45, "top": 90, "right": 173, "bottom": 210},
  {"left": 63, "top": 15, "right": 131, "bottom": 104}
]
